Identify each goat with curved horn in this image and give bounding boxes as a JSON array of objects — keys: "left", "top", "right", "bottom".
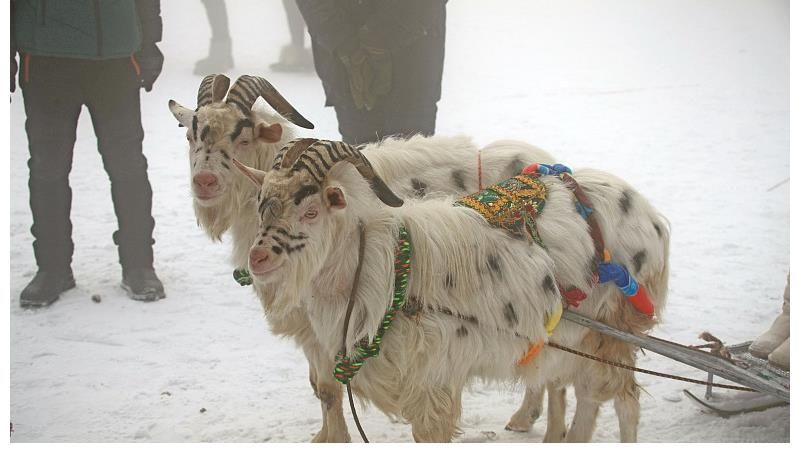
[
  {"left": 196, "top": 74, "right": 230, "bottom": 108},
  {"left": 226, "top": 75, "right": 315, "bottom": 129},
  {"left": 279, "top": 139, "right": 403, "bottom": 207}
]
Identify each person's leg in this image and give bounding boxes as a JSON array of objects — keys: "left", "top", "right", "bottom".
[
  {"left": 334, "top": 103, "right": 384, "bottom": 145},
  {"left": 380, "top": 103, "right": 438, "bottom": 140},
  {"left": 19, "top": 56, "right": 83, "bottom": 306},
  {"left": 83, "top": 58, "right": 164, "bottom": 301},
  {"left": 194, "top": 0, "right": 234, "bottom": 75},
  {"left": 270, "top": 0, "right": 314, "bottom": 72},
  {"left": 283, "top": 0, "right": 305, "bottom": 48}
]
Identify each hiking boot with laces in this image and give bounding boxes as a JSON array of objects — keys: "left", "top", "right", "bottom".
[
  {"left": 20, "top": 269, "right": 76, "bottom": 308},
  {"left": 121, "top": 267, "right": 165, "bottom": 302}
]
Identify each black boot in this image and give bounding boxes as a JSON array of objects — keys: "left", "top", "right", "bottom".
[
  {"left": 121, "top": 267, "right": 165, "bottom": 302},
  {"left": 20, "top": 269, "right": 76, "bottom": 308}
]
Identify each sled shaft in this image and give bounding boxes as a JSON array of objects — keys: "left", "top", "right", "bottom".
[{"left": 561, "top": 310, "right": 790, "bottom": 402}]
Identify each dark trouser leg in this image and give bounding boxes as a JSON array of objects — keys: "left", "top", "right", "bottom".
[
  {"left": 20, "top": 57, "right": 83, "bottom": 272},
  {"left": 335, "top": 101, "right": 438, "bottom": 145},
  {"left": 334, "top": 104, "right": 384, "bottom": 145},
  {"left": 381, "top": 103, "right": 438, "bottom": 139},
  {"left": 83, "top": 59, "right": 155, "bottom": 270}
]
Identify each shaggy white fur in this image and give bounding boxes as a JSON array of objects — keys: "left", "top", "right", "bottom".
[
  {"left": 169, "top": 91, "right": 562, "bottom": 441},
  {"left": 241, "top": 144, "right": 670, "bottom": 443}
]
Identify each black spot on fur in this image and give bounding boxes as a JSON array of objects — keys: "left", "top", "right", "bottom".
[
  {"left": 293, "top": 184, "right": 320, "bottom": 205},
  {"left": 632, "top": 250, "right": 647, "bottom": 274},
  {"left": 221, "top": 161, "right": 230, "bottom": 170},
  {"left": 445, "top": 273, "right": 455, "bottom": 289},
  {"left": 258, "top": 239, "right": 264, "bottom": 245},
  {"left": 220, "top": 149, "right": 230, "bottom": 160},
  {"left": 411, "top": 178, "right": 427, "bottom": 198},
  {"left": 275, "top": 227, "right": 308, "bottom": 240},
  {"left": 653, "top": 221, "right": 662, "bottom": 238},
  {"left": 488, "top": 254, "right": 502, "bottom": 273},
  {"left": 205, "top": 155, "right": 210, "bottom": 161},
  {"left": 620, "top": 190, "right": 633, "bottom": 214},
  {"left": 456, "top": 325, "right": 469, "bottom": 337},
  {"left": 504, "top": 302, "right": 519, "bottom": 327},
  {"left": 200, "top": 125, "right": 210, "bottom": 142},
  {"left": 191, "top": 115, "right": 198, "bottom": 140},
  {"left": 230, "top": 118, "right": 254, "bottom": 141},
  {"left": 451, "top": 169, "right": 466, "bottom": 191},
  {"left": 271, "top": 245, "right": 283, "bottom": 255},
  {"left": 286, "top": 243, "right": 306, "bottom": 254},
  {"left": 542, "top": 275, "right": 556, "bottom": 294}
]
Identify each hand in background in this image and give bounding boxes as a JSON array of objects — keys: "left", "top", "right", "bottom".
[
  {"left": 11, "top": 54, "right": 17, "bottom": 93},
  {"left": 338, "top": 45, "right": 391, "bottom": 111},
  {"left": 134, "top": 43, "right": 164, "bottom": 92}
]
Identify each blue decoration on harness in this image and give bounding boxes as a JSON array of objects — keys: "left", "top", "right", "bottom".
[{"left": 597, "top": 261, "right": 638, "bottom": 296}]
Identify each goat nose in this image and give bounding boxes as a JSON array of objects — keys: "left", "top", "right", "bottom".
[
  {"left": 249, "top": 247, "right": 271, "bottom": 267},
  {"left": 193, "top": 172, "right": 218, "bottom": 188}
]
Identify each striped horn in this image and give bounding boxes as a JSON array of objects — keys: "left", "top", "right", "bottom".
[
  {"left": 283, "top": 139, "right": 403, "bottom": 207},
  {"left": 196, "top": 74, "right": 230, "bottom": 108},
  {"left": 226, "top": 75, "right": 315, "bottom": 129}
]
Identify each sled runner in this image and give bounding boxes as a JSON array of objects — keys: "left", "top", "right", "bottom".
[
  {"left": 561, "top": 310, "right": 790, "bottom": 402},
  {"left": 682, "top": 341, "right": 789, "bottom": 416},
  {"left": 683, "top": 389, "right": 787, "bottom": 417}
]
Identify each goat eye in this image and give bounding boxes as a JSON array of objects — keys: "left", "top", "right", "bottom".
[
  {"left": 304, "top": 210, "right": 318, "bottom": 219},
  {"left": 240, "top": 140, "right": 250, "bottom": 146}
]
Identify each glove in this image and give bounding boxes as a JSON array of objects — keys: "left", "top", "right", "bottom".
[
  {"left": 134, "top": 43, "right": 164, "bottom": 92},
  {"left": 338, "top": 45, "right": 391, "bottom": 111},
  {"left": 11, "top": 54, "right": 17, "bottom": 93}
]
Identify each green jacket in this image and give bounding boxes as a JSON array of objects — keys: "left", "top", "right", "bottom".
[{"left": 13, "top": 0, "right": 162, "bottom": 60}]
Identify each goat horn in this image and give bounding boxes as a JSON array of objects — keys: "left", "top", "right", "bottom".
[
  {"left": 226, "top": 75, "right": 315, "bottom": 129},
  {"left": 283, "top": 139, "right": 403, "bottom": 207},
  {"left": 196, "top": 74, "right": 230, "bottom": 108}
]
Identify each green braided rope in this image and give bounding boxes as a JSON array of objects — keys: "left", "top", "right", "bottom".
[
  {"left": 333, "top": 226, "right": 412, "bottom": 385},
  {"left": 233, "top": 268, "right": 253, "bottom": 286}
]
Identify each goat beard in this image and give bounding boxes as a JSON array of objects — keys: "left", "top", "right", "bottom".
[{"left": 254, "top": 245, "right": 325, "bottom": 319}]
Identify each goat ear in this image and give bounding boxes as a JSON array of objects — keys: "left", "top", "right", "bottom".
[
  {"left": 231, "top": 159, "right": 267, "bottom": 186},
  {"left": 168, "top": 100, "right": 195, "bottom": 128},
  {"left": 256, "top": 122, "right": 283, "bottom": 144},
  {"left": 324, "top": 186, "right": 347, "bottom": 210}
]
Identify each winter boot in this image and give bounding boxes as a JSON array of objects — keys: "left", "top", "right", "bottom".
[
  {"left": 269, "top": 44, "right": 314, "bottom": 73},
  {"left": 194, "top": 37, "right": 234, "bottom": 76},
  {"left": 768, "top": 337, "right": 789, "bottom": 370},
  {"left": 121, "top": 267, "right": 165, "bottom": 302},
  {"left": 750, "top": 275, "right": 790, "bottom": 359},
  {"left": 20, "top": 269, "right": 76, "bottom": 308}
]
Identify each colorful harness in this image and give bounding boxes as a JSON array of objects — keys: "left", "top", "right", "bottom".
[
  {"left": 333, "top": 227, "right": 412, "bottom": 385},
  {"left": 456, "top": 162, "right": 655, "bottom": 365}
]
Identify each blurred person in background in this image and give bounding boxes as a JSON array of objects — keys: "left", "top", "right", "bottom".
[
  {"left": 194, "top": 0, "right": 313, "bottom": 75},
  {"left": 749, "top": 274, "right": 790, "bottom": 370},
  {"left": 11, "top": 0, "right": 166, "bottom": 307},
  {"left": 194, "top": 0, "right": 234, "bottom": 75},
  {"left": 296, "top": 0, "right": 446, "bottom": 144},
  {"left": 270, "top": 0, "right": 314, "bottom": 72}
]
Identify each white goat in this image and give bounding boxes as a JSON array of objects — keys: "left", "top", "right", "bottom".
[
  {"left": 168, "top": 75, "right": 565, "bottom": 442},
  {"left": 234, "top": 139, "right": 670, "bottom": 443}
]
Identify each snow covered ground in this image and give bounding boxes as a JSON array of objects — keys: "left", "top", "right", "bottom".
[{"left": 7, "top": 0, "right": 791, "bottom": 447}]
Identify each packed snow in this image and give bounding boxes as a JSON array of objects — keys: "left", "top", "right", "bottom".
[{"left": 7, "top": 0, "right": 791, "bottom": 446}]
